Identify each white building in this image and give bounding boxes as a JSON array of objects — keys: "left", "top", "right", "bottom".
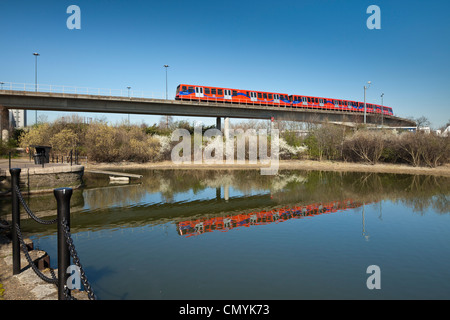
[
  {"left": 9, "top": 109, "right": 27, "bottom": 128},
  {"left": 442, "top": 126, "right": 450, "bottom": 137}
]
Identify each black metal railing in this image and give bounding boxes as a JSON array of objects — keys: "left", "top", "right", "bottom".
[{"left": 9, "top": 168, "right": 96, "bottom": 300}]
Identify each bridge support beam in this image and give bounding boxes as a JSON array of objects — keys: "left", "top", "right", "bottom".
[
  {"left": 216, "top": 117, "right": 221, "bottom": 131},
  {"left": 0, "top": 106, "right": 10, "bottom": 142}
]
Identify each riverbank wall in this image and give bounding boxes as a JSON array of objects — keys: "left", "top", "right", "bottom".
[{"left": 0, "top": 161, "right": 84, "bottom": 194}]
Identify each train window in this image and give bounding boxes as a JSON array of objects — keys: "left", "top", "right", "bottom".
[
  {"left": 258, "top": 93, "right": 262, "bottom": 99},
  {"left": 188, "top": 87, "right": 194, "bottom": 93},
  {"left": 205, "top": 88, "right": 210, "bottom": 94},
  {"left": 218, "top": 89, "right": 223, "bottom": 95},
  {"left": 315, "top": 98, "right": 318, "bottom": 103},
  {"left": 232, "top": 90, "right": 237, "bottom": 96},
  {"left": 211, "top": 88, "right": 216, "bottom": 94},
  {"left": 263, "top": 93, "right": 267, "bottom": 99},
  {"left": 319, "top": 98, "right": 324, "bottom": 104},
  {"left": 182, "top": 86, "right": 187, "bottom": 91},
  {"left": 269, "top": 94, "right": 273, "bottom": 99}
]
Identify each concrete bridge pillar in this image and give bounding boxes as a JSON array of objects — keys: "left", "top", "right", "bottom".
[
  {"left": 0, "top": 106, "right": 10, "bottom": 142},
  {"left": 224, "top": 117, "right": 230, "bottom": 140},
  {"left": 216, "top": 117, "right": 221, "bottom": 131}
]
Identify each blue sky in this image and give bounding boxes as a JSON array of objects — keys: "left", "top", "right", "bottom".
[{"left": 0, "top": 0, "right": 449, "bottom": 128}]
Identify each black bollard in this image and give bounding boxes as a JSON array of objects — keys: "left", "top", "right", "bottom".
[
  {"left": 10, "top": 168, "right": 21, "bottom": 275},
  {"left": 54, "top": 187, "right": 73, "bottom": 300}
]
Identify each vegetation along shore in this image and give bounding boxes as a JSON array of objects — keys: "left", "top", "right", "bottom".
[{"left": 1, "top": 115, "right": 448, "bottom": 177}]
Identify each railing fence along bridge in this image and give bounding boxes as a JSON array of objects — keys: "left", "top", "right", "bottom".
[{"left": 4, "top": 168, "right": 96, "bottom": 300}]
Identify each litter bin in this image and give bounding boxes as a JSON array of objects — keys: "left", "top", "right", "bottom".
[{"left": 30, "top": 145, "right": 52, "bottom": 165}]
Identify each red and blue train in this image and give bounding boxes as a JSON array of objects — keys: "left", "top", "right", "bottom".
[{"left": 175, "top": 84, "right": 393, "bottom": 116}]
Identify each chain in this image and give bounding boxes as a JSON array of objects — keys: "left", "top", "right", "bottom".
[
  {"left": 15, "top": 185, "right": 58, "bottom": 225},
  {"left": 12, "top": 186, "right": 96, "bottom": 300},
  {"left": 14, "top": 223, "right": 58, "bottom": 284},
  {"left": 0, "top": 189, "right": 11, "bottom": 195},
  {"left": 0, "top": 220, "right": 10, "bottom": 229},
  {"left": 61, "top": 218, "right": 97, "bottom": 300}
]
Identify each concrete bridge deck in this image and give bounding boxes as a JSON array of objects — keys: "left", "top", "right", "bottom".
[{"left": 0, "top": 90, "right": 416, "bottom": 129}]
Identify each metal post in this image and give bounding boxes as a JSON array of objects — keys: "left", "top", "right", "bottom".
[
  {"left": 33, "top": 53, "right": 40, "bottom": 125},
  {"left": 364, "top": 87, "right": 366, "bottom": 124},
  {"left": 10, "top": 168, "right": 21, "bottom": 275},
  {"left": 363, "top": 81, "right": 371, "bottom": 125},
  {"left": 54, "top": 187, "right": 73, "bottom": 300},
  {"left": 164, "top": 65, "right": 169, "bottom": 100}
]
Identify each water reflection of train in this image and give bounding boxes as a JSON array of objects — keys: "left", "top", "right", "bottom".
[{"left": 177, "top": 199, "right": 364, "bottom": 237}]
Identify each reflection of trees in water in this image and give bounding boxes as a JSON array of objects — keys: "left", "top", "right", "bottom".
[
  {"left": 82, "top": 184, "right": 146, "bottom": 210},
  {"left": 82, "top": 169, "right": 449, "bottom": 215},
  {"left": 273, "top": 171, "right": 449, "bottom": 214}
]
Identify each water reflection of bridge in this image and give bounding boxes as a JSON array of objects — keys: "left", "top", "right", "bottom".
[{"left": 177, "top": 199, "right": 366, "bottom": 237}]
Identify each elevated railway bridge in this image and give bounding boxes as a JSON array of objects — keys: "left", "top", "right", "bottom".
[{"left": 0, "top": 84, "right": 416, "bottom": 139}]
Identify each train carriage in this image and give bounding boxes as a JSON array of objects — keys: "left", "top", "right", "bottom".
[
  {"left": 175, "top": 83, "right": 394, "bottom": 116},
  {"left": 175, "top": 84, "right": 291, "bottom": 107}
]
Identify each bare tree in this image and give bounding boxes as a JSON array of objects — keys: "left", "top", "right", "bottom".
[
  {"left": 415, "top": 116, "right": 430, "bottom": 128},
  {"left": 344, "top": 130, "right": 387, "bottom": 164}
]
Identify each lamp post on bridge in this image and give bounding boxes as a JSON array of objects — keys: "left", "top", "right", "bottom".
[
  {"left": 164, "top": 65, "right": 169, "bottom": 100},
  {"left": 164, "top": 65, "right": 169, "bottom": 128},
  {"left": 127, "top": 86, "right": 131, "bottom": 124},
  {"left": 381, "top": 92, "right": 384, "bottom": 127},
  {"left": 364, "top": 81, "right": 371, "bottom": 124},
  {"left": 33, "top": 52, "right": 40, "bottom": 125}
]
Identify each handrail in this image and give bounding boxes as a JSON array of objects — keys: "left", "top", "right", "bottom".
[{"left": 0, "top": 81, "right": 166, "bottom": 100}]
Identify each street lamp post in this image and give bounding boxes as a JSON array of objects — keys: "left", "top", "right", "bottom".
[
  {"left": 364, "top": 81, "right": 371, "bottom": 124},
  {"left": 127, "top": 86, "right": 131, "bottom": 124},
  {"left": 381, "top": 93, "right": 384, "bottom": 127},
  {"left": 33, "top": 52, "right": 40, "bottom": 125},
  {"left": 164, "top": 65, "right": 170, "bottom": 128},
  {"left": 164, "top": 65, "right": 169, "bottom": 100}
]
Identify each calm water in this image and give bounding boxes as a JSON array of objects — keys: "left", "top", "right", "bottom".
[{"left": 2, "top": 169, "right": 450, "bottom": 299}]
